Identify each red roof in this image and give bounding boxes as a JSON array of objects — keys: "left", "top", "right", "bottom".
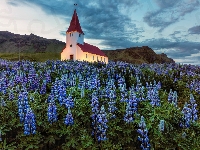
[
  {"left": 67, "top": 9, "right": 84, "bottom": 34},
  {"left": 77, "top": 42, "right": 107, "bottom": 57}
]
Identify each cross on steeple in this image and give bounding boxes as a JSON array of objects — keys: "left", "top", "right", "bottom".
[{"left": 74, "top": 4, "right": 77, "bottom": 25}]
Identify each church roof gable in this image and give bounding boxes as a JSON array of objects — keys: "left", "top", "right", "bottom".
[{"left": 67, "top": 9, "right": 84, "bottom": 34}]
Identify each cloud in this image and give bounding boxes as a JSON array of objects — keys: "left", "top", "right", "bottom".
[
  {"left": 143, "top": 0, "right": 200, "bottom": 32},
  {"left": 7, "top": 1, "right": 19, "bottom": 7},
  {"left": 188, "top": 25, "right": 200, "bottom": 34}
]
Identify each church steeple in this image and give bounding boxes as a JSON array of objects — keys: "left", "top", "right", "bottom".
[{"left": 67, "top": 9, "right": 84, "bottom": 34}]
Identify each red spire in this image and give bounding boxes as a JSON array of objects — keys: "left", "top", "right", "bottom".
[{"left": 67, "top": 9, "right": 84, "bottom": 34}]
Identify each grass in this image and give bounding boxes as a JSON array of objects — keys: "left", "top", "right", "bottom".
[{"left": 0, "top": 52, "right": 60, "bottom": 62}]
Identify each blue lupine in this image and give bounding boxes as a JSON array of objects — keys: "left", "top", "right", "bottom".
[
  {"left": 80, "top": 87, "right": 85, "bottom": 98},
  {"left": 124, "top": 92, "right": 138, "bottom": 123},
  {"left": 24, "top": 108, "right": 36, "bottom": 135},
  {"left": 158, "top": 120, "right": 165, "bottom": 132},
  {"left": 63, "top": 94, "right": 74, "bottom": 109},
  {"left": 150, "top": 89, "right": 161, "bottom": 107},
  {"left": 180, "top": 102, "right": 192, "bottom": 128},
  {"left": 0, "top": 98, "right": 6, "bottom": 107},
  {"left": 137, "top": 116, "right": 151, "bottom": 150},
  {"left": 0, "top": 130, "right": 2, "bottom": 141},
  {"left": 40, "top": 80, "right": 46, "bottom": 95},
  {"left": 64, "top": 107, "right": 74, "bottom": 126},
  {"left": 189, "top": 94, "right": 198, "bottom": 122},
  {"left": 47, "top": 102, "right": 58, "bottom": 123},
  {"left": 96, "top": 105, "right": 108, "bottom": 142},
  {"left": 172, "top": 91, "right": 178, "bottom": 108},
  {"left": 108, "top": 90, "right": 118, "bottom": 119}
]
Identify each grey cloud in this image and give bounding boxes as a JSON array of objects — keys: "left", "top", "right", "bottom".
[
  {"left": 188, "top": 25, "right": 200, "bottom": 34},
  {"left": 143, "top": 0, "right": 200, "bottom": 32}
]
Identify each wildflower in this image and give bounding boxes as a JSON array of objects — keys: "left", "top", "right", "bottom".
[
  {"left": 137, "top": 116, "right": 151, "bottom": 150},
  {"left": 47, "top": 103, "right": 58, "bottom": 123},
  {"left": 64, "top": 107, "right": 74, "bottom": 126},
  {"left": 24, "top": 108, "right": 36, "bottom": 135},
  {"left": 158, "top": 120, "right": 165, "bottom": 132}
]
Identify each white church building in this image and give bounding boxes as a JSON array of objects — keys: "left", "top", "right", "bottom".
[{"left": 61, "top": 9, "right": 108, "bottom": 64}]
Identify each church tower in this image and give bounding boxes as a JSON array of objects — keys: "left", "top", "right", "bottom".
[{"left": 61, "top": 7, "right": 108, "bottom": 64}]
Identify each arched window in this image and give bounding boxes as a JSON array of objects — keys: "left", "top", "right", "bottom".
[
  {"left": 86, "top": 54, "right": 87, "bottom": 58},
  {"left": 104, "top": 58, "right": 105, "bottom": 62},
  {"left": 93, "top": 56, "right": 94, "bottom": 60}
]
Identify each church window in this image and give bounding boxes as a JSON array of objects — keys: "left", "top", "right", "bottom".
[
  {"left": 86, "top": 54, "right": 87, "bottom": 58},
  {"left": 101, "top": 57, "right": 102, "bottom": 61},
  {"left": 70, "top": 44, "right": 72, "bottom": 47},
  {"left": 93, "top": 56, "right": 94, "bottom": 60}
]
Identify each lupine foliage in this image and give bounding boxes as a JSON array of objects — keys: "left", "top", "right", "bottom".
[{"left": 0, "top": 59, "right": 200, "bottom": 149}]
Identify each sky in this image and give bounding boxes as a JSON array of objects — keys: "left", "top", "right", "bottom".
[{"left": 1, "top": 0, "right": 200, "bottom": 65}]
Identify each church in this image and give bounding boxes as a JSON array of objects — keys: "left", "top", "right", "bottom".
[{"left": 61, "top": 9, "right": 108, "bottom": 64}]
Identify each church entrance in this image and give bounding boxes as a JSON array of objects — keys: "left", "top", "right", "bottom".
[{"left": 70, "top": 55, "right": 73, "bottom": 60}]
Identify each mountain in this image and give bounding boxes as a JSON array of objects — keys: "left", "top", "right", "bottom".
[{"left": 0, "top": 31, "right": 175, "bottom": 64}]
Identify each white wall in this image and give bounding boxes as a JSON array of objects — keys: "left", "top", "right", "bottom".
[{"left": 61, "top": 31, "right": 108, "bottom": 64}]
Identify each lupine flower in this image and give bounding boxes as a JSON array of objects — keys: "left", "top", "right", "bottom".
[
  {"left": 137, "top": 116, "right": 151, "bottom": 150},
  {"left": 150, "top": 89, "right": 161, "bottom": 107},
  {"left": 47, "top": 103, "right": 58, "bottom": 123},
  {"left": 189, "top": 94, "right": 198, "bottom": 122},
  {"left": 0, "top": 98, "right": 6, "bottom": 107},
  {"left": 64, "top": 107, "right": 74, "bottom": 126},
  {"left": 158, "top": 120, "right": 165, "bottom": 132},
  {"left": 124, "top": 92, "right": 138, "bottom": 123},
  {"left": 24, "top": 108, "right": 36, "bottom": 135},
  {"left": 180, "top": 102, "right": 192, "bottom": 128},
  {"left": 172, "top": 91, "right": 178, "bottom": 108},
  {"left": 80, "top": 87, "right": 85, "bottom": 98},
  {"left": 0, "top": 130, "right": 2, "bottom": 141},
  {"left": 96, "top": 105, "right": 108, "bottom": 142}
]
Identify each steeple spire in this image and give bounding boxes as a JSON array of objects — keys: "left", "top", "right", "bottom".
[{"left": 66, "top": 4, "right": 84, "bottom": 34}]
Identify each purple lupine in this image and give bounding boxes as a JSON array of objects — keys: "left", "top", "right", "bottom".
[
  {"left": 47, "top": 102, "right": 58, "bottom": 124},
  {"left": 168, "top": 89, "right": 173, "bottom": 103},
  {"left": 172, "top": 91, "right": 178, "bottom": 108},
  {"left": 40, "top": 80, "right": 47, "bottom": 95},
  {"left": 0, "top": 130, "right": 2, "bottom": 141},
  {"left": 63, "top": 94, "right": 74, "bottom": 109},
  {"left": 18, "top": 92, "right": 25, "bottom": 123},
  {"left": 24, "top": 108, "right": 36, "bottom": 135},
  {"left": 189, "top": 94, "right": 198, "bottom": 122},
  {"left": 80, "top": 86, "right": 85, "bottom": 98},
  {"left": 0, "top": 98, "right": 6, "bottom": 107},
  {"left": 158, "top": 120, "right": 165, "bottom": 132},
  {"left": 96, "top": 105, "right": 108, "bottom": 142},
  {"left": 124, "top": 92, "right": 138, "bottom": 123},
  {"left": 137, "top": 116, "right": 151, "bottom": 150},
  {"left": 108, "top": 90, "right": 117, "bottom": 119},
  {"left": 91, "top": 92, "right": 100, "bottom": 138},
  {"left": 150, "top": 89, "right": 161, "bottom": 107},
  {"left": 180, "top": 102, "right": 192, "bottom": 128},
  {"left": 9, "top": 89, "right": 15, "bottom": 100},
  {"left": 64, "top": 107, "right": 74, "bottom": 126}
]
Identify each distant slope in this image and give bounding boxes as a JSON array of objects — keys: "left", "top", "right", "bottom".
[
  {"left": 0, "top": 31, "right": 175, "bottom": 64},
  {"left": 102, "top": 46, "right": 175, "bottom": 64}
]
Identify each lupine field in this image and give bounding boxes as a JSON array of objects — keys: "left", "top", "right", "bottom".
[{"left": 0, "top": 59, "right": 200, "bottom": 150}]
